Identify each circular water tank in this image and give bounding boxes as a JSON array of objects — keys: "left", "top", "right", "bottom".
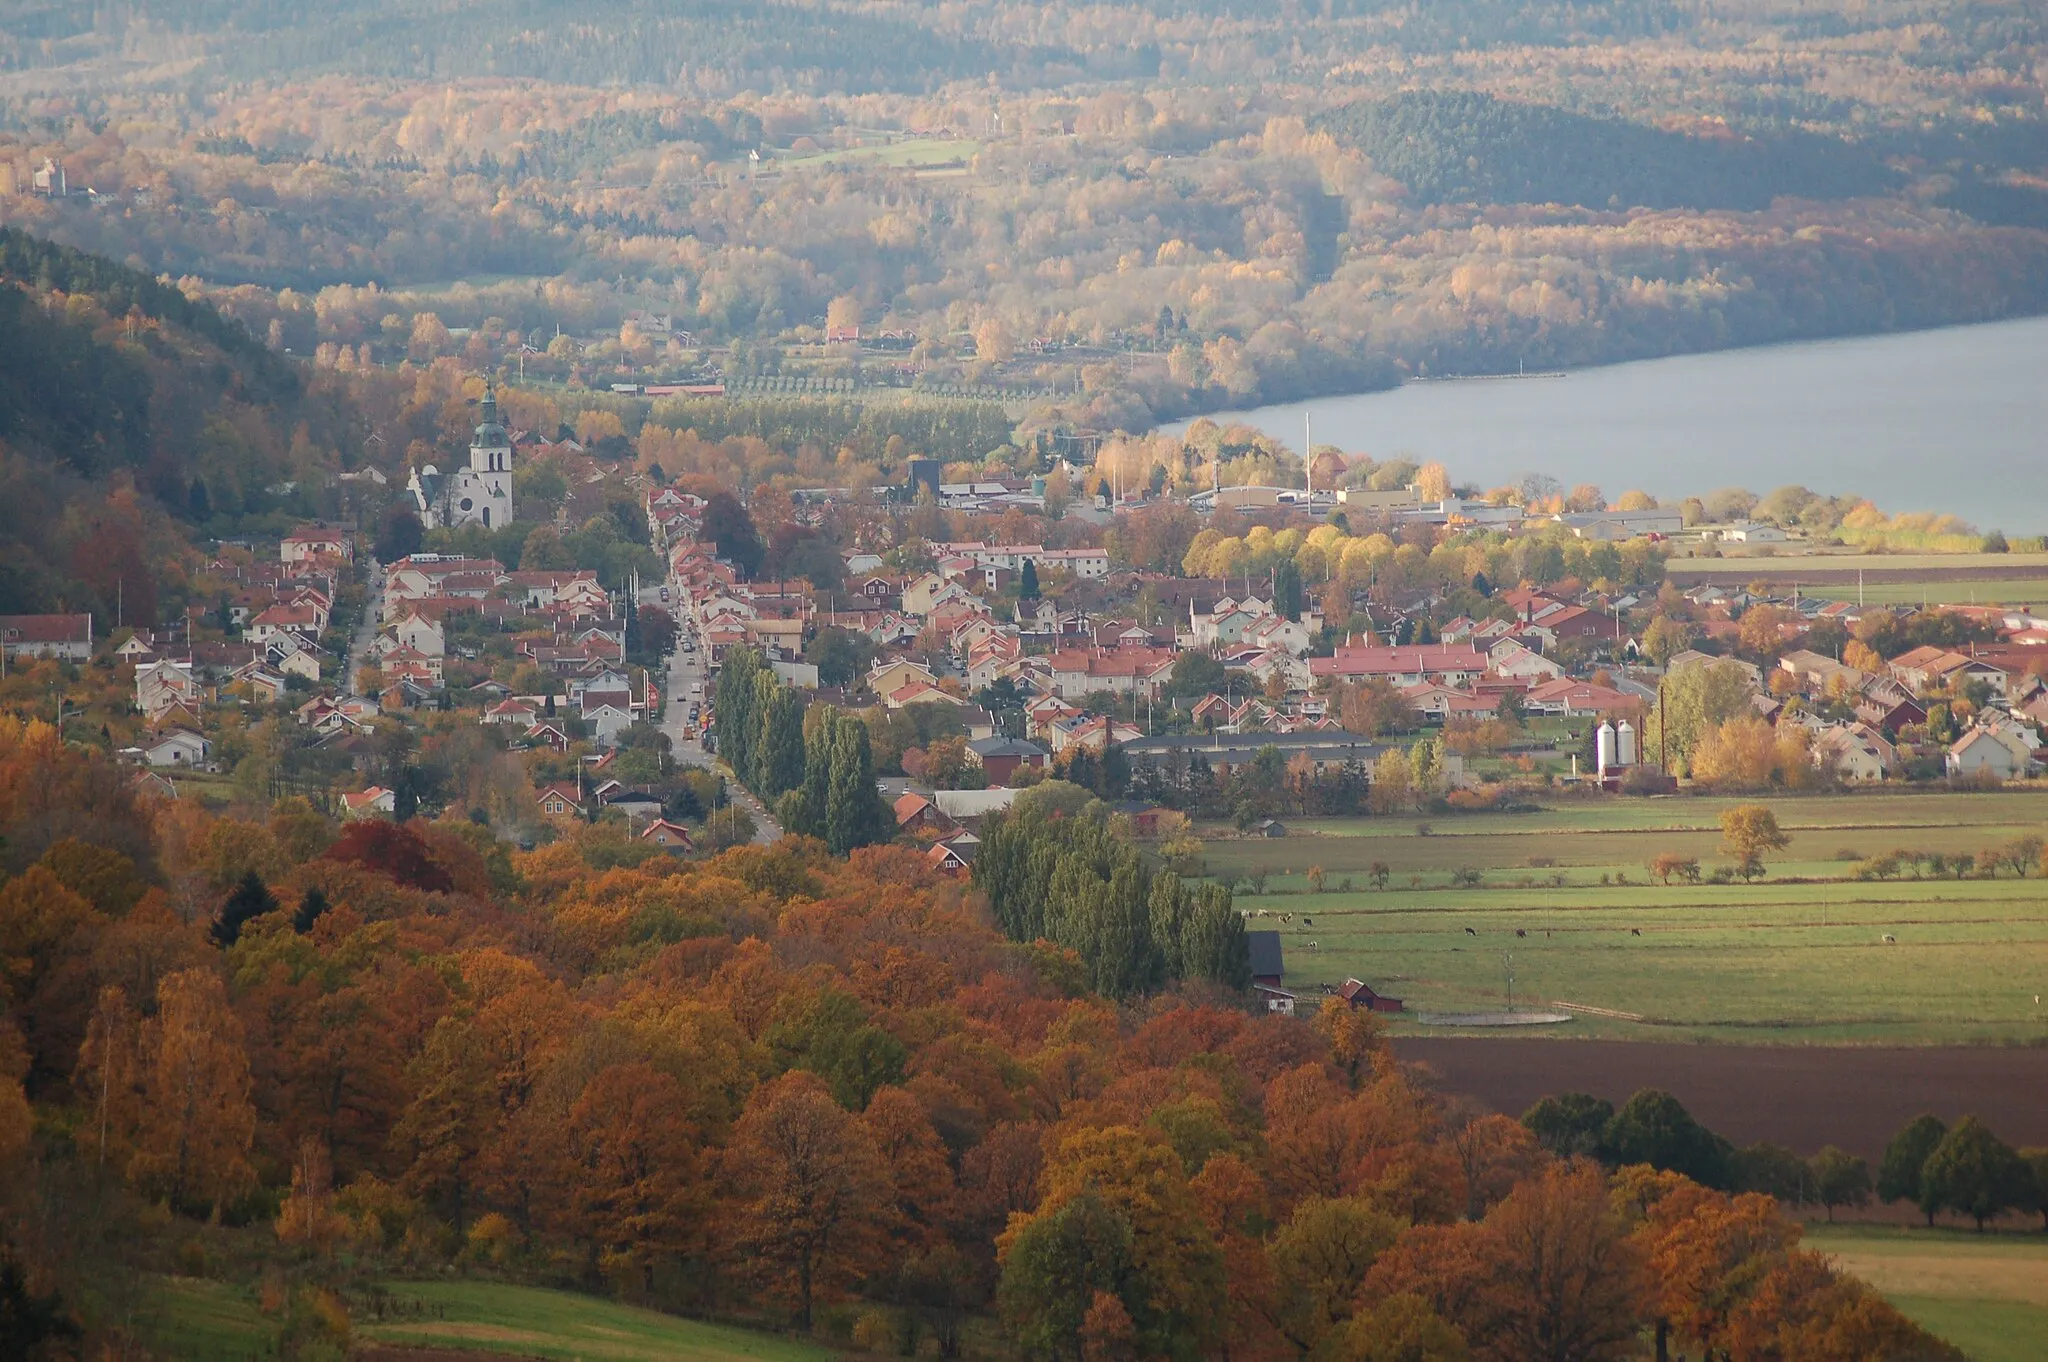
[
  {"left": 1616, "top": 720, "right": 1638, "bottom": 767},
  {"left": 1595, "top": 721, "right": 1617, "bottom": 776}
]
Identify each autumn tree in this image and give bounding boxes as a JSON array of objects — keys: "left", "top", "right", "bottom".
[
  {"left": 1264, "top": 1196, "right": 1402, "bottom": 1352},
  {"left": 727, "top": 1072, "right": 893, "bottom": 1329},
  {"left": 1719, "top": 804, "right": 1790, "bottom": 881},
  {"left": 565, "top": 1062, "right": 709, "bottom": 1293},
  {"left": 1639, "top": 615, "right": 1693, "bottom": 669},
  {"left": 0, "top": 865, "right": 101, "bottom": 1091},
  {"left": 276, "top": 1138, "right": 351, "bottom": 1257},
  {"left": 1006, "top": 1125, "right": 1223, "bottom": 1361},
  {"left": 1634, "top": 1182, "right": 1799, "bottom": 1357},
  {"left": 393, "top": 1014, "right": 497, "bottom": 1234},
  {"left": 1464, "top": 1163, "right": 1649, "bottom": 1362},
  {"left": 1647, "top": 852, "right": 1698, "bottom": 885},
  {"left": 1642, "top": 660, "right": 1755, "bottom": 776},
  {"left": 130, "top": 969, "right": 259, "bottom": 1217},
  {"left": 999, "top": 1191, "right": 1140, "bottom": 1362},
  {"left": 1722, "top": 1250, "right": 1963, "bottom": 1361}
]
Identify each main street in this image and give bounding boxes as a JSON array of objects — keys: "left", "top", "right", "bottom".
[
  {"left": 345, "top": 557, "right": 384, "bottom": 695},
  {"left": 661, "top": 608, "right": 781, "bottom": 844}
]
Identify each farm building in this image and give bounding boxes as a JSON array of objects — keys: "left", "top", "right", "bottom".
[
  {"left": 1254, "top": 984, "right": 1298, "bottom": 1017},
  {"left": 1248, "top": 930, "right": 1284, "bottom": 989},
  {"left": 1339, "top": 977, "right": 1404, "bottom": 1014}
]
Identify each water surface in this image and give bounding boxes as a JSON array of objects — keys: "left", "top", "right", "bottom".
[{"left": 1169, "top": 316, "right": 2048, "bottom": 533}]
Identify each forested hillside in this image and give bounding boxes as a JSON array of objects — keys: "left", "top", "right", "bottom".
[
  {"left": 1311, "top": 92, "right": 1898, "bottom": 211},
  {"left": 0, "top": 230, "right": 362, "bottom": 620},
  {"left": 2, "top": 0, "right": 2043, "bottom": 435}
]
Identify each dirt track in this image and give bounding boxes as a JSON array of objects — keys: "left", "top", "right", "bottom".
[{"left": 1398, "top": 1038, "right": 2048, "bottom": 1161}]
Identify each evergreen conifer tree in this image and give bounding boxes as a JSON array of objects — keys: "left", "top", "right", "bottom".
[
  {"left": 292, "top": 887, "right": 330, "bottom": 934},
  {"left": 213, "top": 871, "right": 279, "bottom": 947}
]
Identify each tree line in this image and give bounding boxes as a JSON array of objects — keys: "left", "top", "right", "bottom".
[
  {"left": 647, "top": 396, "right": 1015, "bottom": 470},
  {"left": 715, "top": 646, "right": 894, "bottom": 854},
  {"left": 1311, "top": 91, "right": 1898, "bottom": 213},
  {"left": 1527, "top": 1086, "right": 2048, "bottom": 1231},
  {"left": 974, "top": 785, "right": 1254, "bottom": 1000},
  {"left": 0, "top": 711, "right": 1977, "bottom": 1359}
]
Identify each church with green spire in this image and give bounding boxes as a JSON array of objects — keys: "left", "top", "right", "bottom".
[{"left": 405, "top": 379, "right": 516, "bottom": 530}]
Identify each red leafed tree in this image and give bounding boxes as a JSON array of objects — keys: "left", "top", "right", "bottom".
[{"left": 323, "top": 821, "right": 454, "bottom": 893}]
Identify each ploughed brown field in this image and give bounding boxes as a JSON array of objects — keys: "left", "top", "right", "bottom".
[{"left": 1399, "top": 1039, "right": 2048, "bottom": 1162}]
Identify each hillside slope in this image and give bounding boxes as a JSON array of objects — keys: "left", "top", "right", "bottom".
[{"left": 0, "top": 229, "right": 362, "bottom": 622}]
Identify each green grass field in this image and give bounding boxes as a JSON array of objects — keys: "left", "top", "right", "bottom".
[
  {"left": 1202, "top": 790, "right": 2048, "bottom": 1042},
  {"left": 774, "top": 136, "right": 982, "bottom": 171},
  {"left": 361, "top": 1282, "right": 829, "bottom": 1362},
  {"left": 140, "top": 1276, "right": 829, "bottom": 1362},
  {"left": 140, "top": 1276, "right": 272, "bottom": 1360},
  {"left": 1806, "top": 1224, "right": 2048, "bottom": 1362},
  {"left": 1797, "top": 579, "right": 2048, "bottom": 606}
]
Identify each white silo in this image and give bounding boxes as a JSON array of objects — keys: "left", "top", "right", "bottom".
[
  {"left": 1595, "top": 721, "right": 1617, "bottom": 777},
  {"left": 1616, "top": 720, "right": 1638, "bottom": 768}
]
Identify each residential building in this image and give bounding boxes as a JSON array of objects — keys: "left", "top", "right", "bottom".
[
  {"left": 965, "top": 736, "right": 1048, "bottom": 784},
  {"left": 1946, "top": 726, "right": 2030, "bottom": 779},
  {"left": 341, "top": 786, "right": 396, "bottom": 818},
  {"left": 0, "top": 613, "right": 93, "bottom": 661}
]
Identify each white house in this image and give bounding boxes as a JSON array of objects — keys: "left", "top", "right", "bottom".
[
  {"left": 141, "top": 730, "right": 210, "bottom": 767},
  {"left": 390, "top": 613, "right": 447, "bottom": 658},
  {"left": 0, "top": 613, "right": 94, "bottom": 661},
  {"left": 341, "top": 786, "right": 397, "bottom": 818},
  {"left": 281, "top": 528, "right": 352, "bottom": 564},
  {"left": 1946, "top": 726, "right": 2031, "bottom": 779},
  {"left": 1487, "top": 638, "right": 1565, "bottom": 683},
  {"left": 136, "top": 659, "right": 201, "bottom": 720}
]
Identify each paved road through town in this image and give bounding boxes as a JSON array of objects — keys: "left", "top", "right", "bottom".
[
  {"left": 346, "top": 557, "right": 384, "bottom": 695},
  {"left": 661, "top": 616, "right": 781, "bottom": 844}
]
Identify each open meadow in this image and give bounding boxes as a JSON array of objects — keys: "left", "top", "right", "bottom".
[
  {"left": 142, "top": 1277, "right": 830, "bottom": 1362},
  {"left": 1201, "top": 790, "right": 2048, "bottom": 1045},
  {"left": 1805, "top": 1224, "right": 2048, "bottom": 1362}
]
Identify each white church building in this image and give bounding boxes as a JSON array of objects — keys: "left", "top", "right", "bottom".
[{"left": 408, "top": 381, "right": 514, "bottom": 530}]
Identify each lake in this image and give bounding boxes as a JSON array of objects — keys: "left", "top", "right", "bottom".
[{"left": 1166, "top": 315, "right": 2048, "bottom": 534}]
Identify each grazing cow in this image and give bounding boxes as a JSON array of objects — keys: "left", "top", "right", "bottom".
[
  {"left": 1302, "top": 917, "right": 1313, "bottom": 928},
  {"left": 1307, "top": 941, "right": 1318, "bottom": 951},
  {"left": 1515, "top": 929, "right": 1527, "bottom": 938},
  {"left": 1630, "top": 928, "right": 1641, "bottom": 937},
  {"left": 1882, "top": 934, "right": 1897, "bottom": 944},
  {"left": 1256, "top": 908, "right": 1269, "bottom": 917},
  {"left": 1280, "top": 913, "right": 1293, "bottom": 924},
  {"left": 1464, "top": 926, "right": 1478, "bottom": 937}
]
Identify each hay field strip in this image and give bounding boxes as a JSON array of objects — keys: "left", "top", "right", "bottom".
[
  {"left": 1805, "top": 1226, "right": 2048, "bottom": 1362},
  {"left": 1202, "top": 792, "right": 2048, "bottom": 1042}
]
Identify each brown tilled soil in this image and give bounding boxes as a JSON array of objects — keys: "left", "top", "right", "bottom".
[
  {"left": 1398, "top": 1038, "right": 2048, "bottom": 1161},
  {"left": 356, "top": 1350, "right": 541, "bottom": 1361}
]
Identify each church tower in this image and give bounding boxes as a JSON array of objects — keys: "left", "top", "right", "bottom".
[{"left": 450, "top": 379, "right": 514, "bottom": 529}]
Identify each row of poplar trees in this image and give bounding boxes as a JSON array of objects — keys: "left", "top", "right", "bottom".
[
  {"left": 714, "top": 647, "right": 892, "bottom": 855},
  {"left": 973, "top": 797, "right": 1251, "bottom": 999}
]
